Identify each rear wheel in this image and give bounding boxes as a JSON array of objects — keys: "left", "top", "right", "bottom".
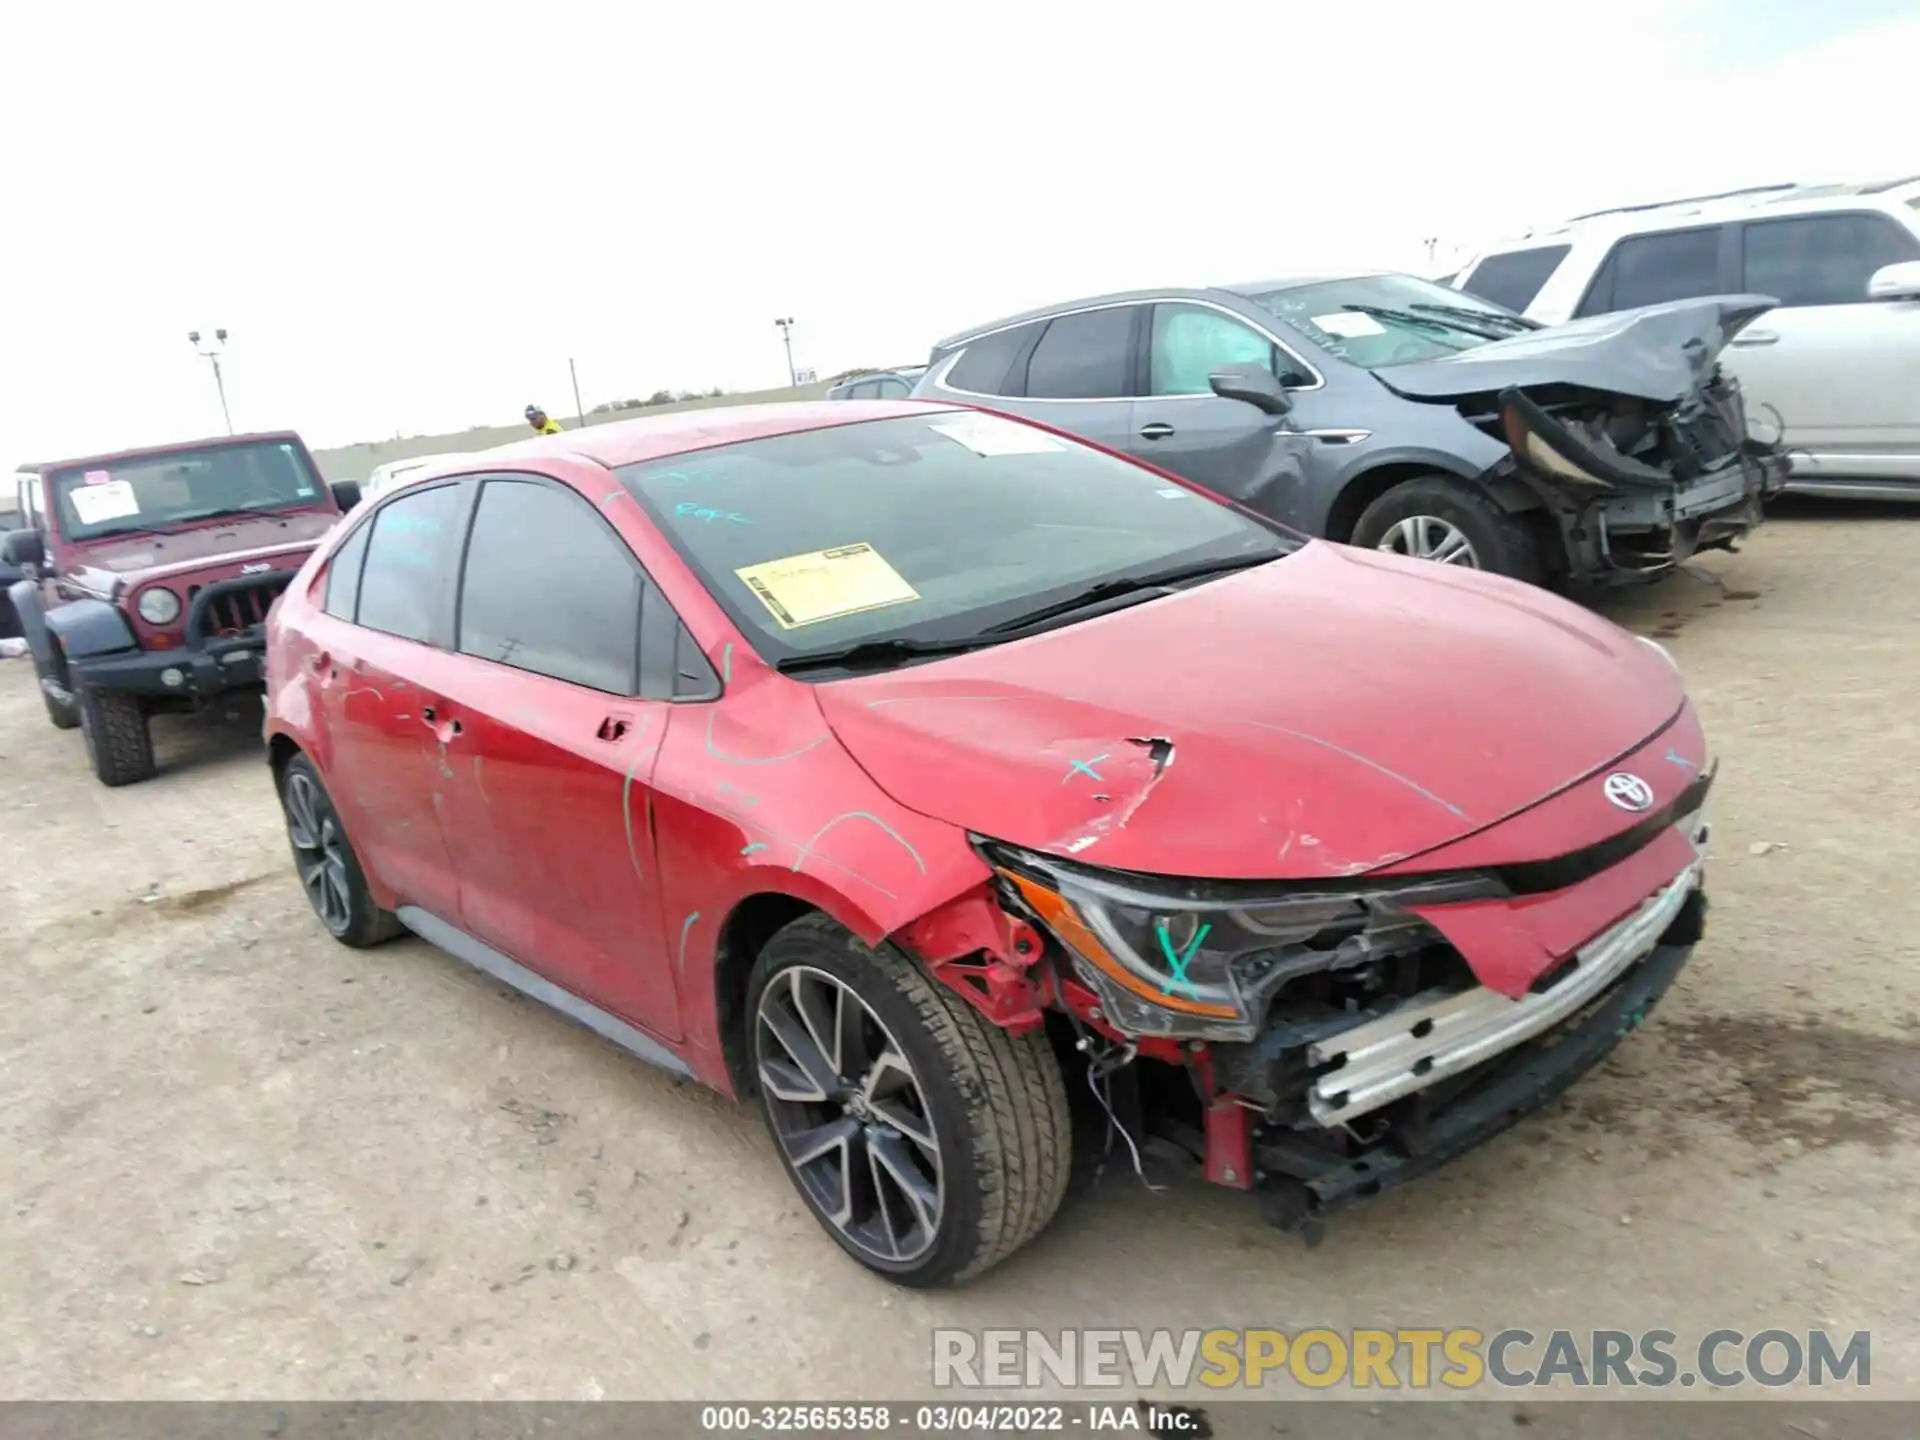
[
  {"left": 278, "top": 754, "right": 404, "bottom": 948},
  {"left": 746, "top": 913, "right": 1071, "bottom": 1287},
  {"left": 77, "top": 688, "right": 154, "bottom": 785},
  {"left": 1351, "top": 474, "right": 1547, "bottom": 585}
]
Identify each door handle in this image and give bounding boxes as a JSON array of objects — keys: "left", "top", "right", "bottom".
[
  {"left": 1138, "top": 422, "right": 1175, "bottom": 440},
  {"left": 1731, "top": 331, "right": 1780, "bottom": 347}
]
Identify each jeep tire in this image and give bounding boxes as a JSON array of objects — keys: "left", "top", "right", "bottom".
[
  {"left": 36, "top": 645, "right": 79, "bottom": 730},
  {"left": 1351, "top": 474, "right": 1547, "bottom": 586},
  {"left": 78, "top": 688, "right": 155, "bottom": 786},
  {"left": 746, "top": 913, "right": 1072, "bottom": 1287}
]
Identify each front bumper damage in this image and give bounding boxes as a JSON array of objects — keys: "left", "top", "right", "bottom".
[{"left": 1496, "top": 377, "right": 1789, "bottom": 586}]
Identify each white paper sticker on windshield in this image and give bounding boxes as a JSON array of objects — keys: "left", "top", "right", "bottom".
[
  {"left": 929, "top": 415, "right": 1064, "bottom": 457},
  {"left": 1157, "top": 487, "right": 1190, "bottom": 500},
  {"left": 735, "top": 543, "right": 921, "bottom": 630},
  {"left": 83, "top": 469, "right": 113, "bottom": 485},
  {"left": 1312, "top": 312, "right": 1387, "bottom": 338},
  {"left": 70, "top": 480, "right": 141, "bottom": 525}
]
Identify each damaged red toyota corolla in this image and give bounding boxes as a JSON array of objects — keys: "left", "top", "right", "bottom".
[{"left": 263, "top": 401, "right": 1713, "bottom": 1285}]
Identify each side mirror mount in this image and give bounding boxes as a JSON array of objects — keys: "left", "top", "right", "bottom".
[
  {"left": 1867, "top": 260, "right": 1920, "bottom": 302},
  {"left": 330, "top": 480, "right": 363, "bottom": 513},
  {"left": 2, "top": 528, "right": 45, "bottom": 570},
  {"left": 1208, "top": 363, "right": 1294, "bottom": 416}
]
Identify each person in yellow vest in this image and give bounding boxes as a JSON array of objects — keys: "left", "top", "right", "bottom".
[{"left": 524, "top": 404, "right": 563, "bottom": 436}]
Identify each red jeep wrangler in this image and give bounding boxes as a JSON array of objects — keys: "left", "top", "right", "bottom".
[{"left": 3, "top": 432, "right": 359, "bottom": 786}]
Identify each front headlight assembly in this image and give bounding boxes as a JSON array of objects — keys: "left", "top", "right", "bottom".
[
  {"left": 136, "top": 586, "right": 182, "bottom": 625},
  {"left": 982, "top": 841, "right": 1498, "bottom": 1042}
]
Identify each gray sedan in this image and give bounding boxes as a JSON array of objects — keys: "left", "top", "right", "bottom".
[{"left": 913, "top": 272, "right": 1787, "bottom": 586}]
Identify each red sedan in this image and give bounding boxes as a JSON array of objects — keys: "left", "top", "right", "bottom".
[{"left": 264, "top": 400, "right": 1712, "bottom": 1286}]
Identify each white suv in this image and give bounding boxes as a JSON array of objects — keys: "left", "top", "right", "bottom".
[{"left": 1451, "top": 177, "right": 1920, "bottom": 501}]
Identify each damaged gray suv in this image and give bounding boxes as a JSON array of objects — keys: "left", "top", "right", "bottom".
[{"left": 913, "top": 272, "right": 1789, "bottom": 586}]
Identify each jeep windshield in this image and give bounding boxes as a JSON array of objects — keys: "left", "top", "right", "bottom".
[
  {"left": 616, "top": 411, "right": 1295, "bottom": 676},
  {"left": 1243, "top": 275, "right": 1534, "bottom": 370},
  {"left": 49, "top": 440, "right": 327, "bottom": 541}
]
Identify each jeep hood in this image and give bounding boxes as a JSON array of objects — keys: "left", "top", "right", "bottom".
[
  {"left": 1373, "top": 295, "right": 1778, "bottom": 404},
  {"left": 65, "top": 511, "right": 339, "bottom": 590},
  {"left": 814, "top": 543, "right": 1684, "bottom": 880}
]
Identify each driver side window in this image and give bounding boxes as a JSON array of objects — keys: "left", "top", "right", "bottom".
[{"left": 1149, "top": 305, "right": 1282, "bottom": 396}]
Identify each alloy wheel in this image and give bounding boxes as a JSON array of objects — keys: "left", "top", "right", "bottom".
[
  {"left": 283, "top": 770, "right": 353, "bottom": 935},
  {"left": 1377, "top": 515, "right": 1480, "bottom": 567},
  {"left": 755, "top": 965, "right": 944, "bottom": 1265}
]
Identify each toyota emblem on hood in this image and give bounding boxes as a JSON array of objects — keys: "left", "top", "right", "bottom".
[{"left": 1603, "top": 772, "right": 1655, "bottom": 813}]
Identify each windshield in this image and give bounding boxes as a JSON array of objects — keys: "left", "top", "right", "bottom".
[
  {"left": 617, "top": 411, "right": 1293, "bottom": 672},
  {"left": 1244, "top": 274, "right": 1527, "bottom": 369},
  {"left": 49, "top": 440, "right": 327, "bottom": 541}
]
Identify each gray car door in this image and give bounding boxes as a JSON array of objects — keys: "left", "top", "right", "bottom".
[{"left": 1129, "top": 300, "right": 1320, "bottom": 523}]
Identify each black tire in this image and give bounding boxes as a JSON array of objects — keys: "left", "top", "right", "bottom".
[
  {"left": 77, "top": 688, "right": 155, "bottom": 785},
  {"left": 1351, "top": 474, "right": 1547, "bottom": 585},
  {"left": 277, "top": 753, "right": 405, "bottom": 948},
  {"left": 37, "top": 645, "right": 79, "bottom": 730},
  {"left": 746, "top": 913, "right": 1071, "bottom": 1287}
]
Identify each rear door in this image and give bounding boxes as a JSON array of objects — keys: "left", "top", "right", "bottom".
[
  {"left": 1572, "top": 224, "right": 1736, "bottom": 317},
  {"left": 1010, "top": 304, "right": 1144, "bottom": 451},
  {"left": 1724, "top": 210, "right": 1920, "bottom": 470},
  {"left": 308, "top": 478, "right": 469, "bottom": 920},
  {"left": 428, "top": 474, "right": 683, "bottom": 1039}
]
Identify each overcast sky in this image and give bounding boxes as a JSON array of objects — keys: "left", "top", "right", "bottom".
[{"left": 3, "top": 0, "right": 1912, "bottom": 468}]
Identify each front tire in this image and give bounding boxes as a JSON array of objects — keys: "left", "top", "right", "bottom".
[
  {"left": 1351, "top": 474, "right": 1547, "bottom": 585},
  {"left": 278, "top": 753, "right": 404, "bottom": 948},
  {"left": 78, "top": 688, "right": 154, "bottom": 785},
  {"left": 746, "top": 914, "right": 1071, "bottom": 1287},
  {"left": 37, "top": 645, "right": 79, "bottom": 730}
]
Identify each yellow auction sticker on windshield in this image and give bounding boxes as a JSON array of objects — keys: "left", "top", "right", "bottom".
[{"left": 735, "top": 543, "right": 921, "bottom": 629}]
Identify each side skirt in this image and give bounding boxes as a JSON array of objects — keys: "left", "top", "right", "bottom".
[{"left": 395, "top": 906, "right": 695, "bottom": 1082}]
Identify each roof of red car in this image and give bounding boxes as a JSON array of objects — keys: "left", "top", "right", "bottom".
[
  {"left": 24, "top": 430, "right": 308, "bottom": 474},
  {"left": 486, "top": 399, "right": 960, "bottom": 471}
]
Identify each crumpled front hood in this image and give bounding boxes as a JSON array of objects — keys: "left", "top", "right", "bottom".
[
  {"left": 814, "top": 544, "right": 1684, "bottom": 880},
  {"left": 1374, "top": 295, "right": 1778, "bottom": 404},
  {"left": 65, "top": 511, "right": 338, "bottom": 590}
]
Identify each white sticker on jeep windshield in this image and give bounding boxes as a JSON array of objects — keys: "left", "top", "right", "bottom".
[
  {"left": 70, "top": 480, "right": 141, "bottom": 525},
  {"left": 1312, "top": 312, "right": 1387, "bottom": 338},
  {"left": 929, "top": 415, "right": 1064, "bottom": 457}
]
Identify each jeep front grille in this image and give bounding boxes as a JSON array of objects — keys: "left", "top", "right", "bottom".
[{"left": 186, "top": 574, "right": 292, "bottom": 643}]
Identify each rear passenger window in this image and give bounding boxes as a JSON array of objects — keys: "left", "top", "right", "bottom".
[
  {"left": 457, "top": 479, "right": 640, "bottom": 694},
  {"left": 1579, "top": 227, "right": 1724, "bottom": 315},
  {"left": 1023, "top": 307, "right": 1137, "bottom": 399},
  {"left": 943, "top": 323, "right": 1040, "bottom": 395},
  {"left": 1458, "top": 245, "right": 1570, "bottom": 313},
  {"left": 1741, "top": 213, "right": 1920, "bottom": 306},
  {"left": 322, "top": 520, "right": 371, "bottom": 621},
  {"left": 355, "top": 483, "right": 461, "bottom": 643}
]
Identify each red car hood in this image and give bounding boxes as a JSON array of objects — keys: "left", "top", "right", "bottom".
[{"left": 814, "top": 543, "right": 1684, "bottom": 880}]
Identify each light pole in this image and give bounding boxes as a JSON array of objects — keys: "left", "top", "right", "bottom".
[
  {"left": 188, "top": 328, "right": 233, "bottom": 434},
  {"left": 773, "top": 316, "right": 796, "bottom": 387}
]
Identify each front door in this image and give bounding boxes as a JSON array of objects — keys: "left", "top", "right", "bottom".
[
  {"left": 429, "top": 475, "right": 681, "bottom": 1039},
  {"left": 309, "top": 478, "right": 470, "bottom": 920},
  {"left": 1727, "top": 212, "right": 1920, "bottom": 476}
]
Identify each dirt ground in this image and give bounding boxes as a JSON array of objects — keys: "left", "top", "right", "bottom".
[{"left": 2, "top": 502, "right": 1917, "bottom": 1405}]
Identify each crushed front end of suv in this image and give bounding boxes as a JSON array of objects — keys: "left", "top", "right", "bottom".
[
  {"left": 4, "top": 432, "right": 358, "bottom": 785},
  {"left": 914, "top": 273, "right": 1790, "bottom": 588}
]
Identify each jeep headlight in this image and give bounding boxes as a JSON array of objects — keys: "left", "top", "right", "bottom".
[
  {"left": 982, "top": 841, "right": 1499, "bottom": 1041},
  {"left": 137, "top": 587, "right": 181, "bottom": 624}
]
